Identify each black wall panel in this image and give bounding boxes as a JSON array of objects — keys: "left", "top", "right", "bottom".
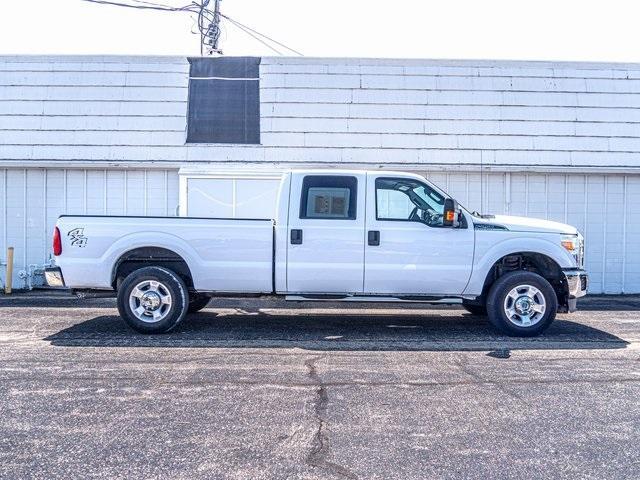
[{"left": 186, "top": 57, "right": 260, "bottom": 144}]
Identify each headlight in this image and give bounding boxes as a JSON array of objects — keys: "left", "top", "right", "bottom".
[
  {"left": 561, "top": 235, "right": 579, "bottom": 254},
  {"left": 561, "top": 234, "right": 584, "bottom": 267}
]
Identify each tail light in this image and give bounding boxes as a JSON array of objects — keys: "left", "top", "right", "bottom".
[{"left": 53, "top": 227, "right": 62, "bottom": 256}]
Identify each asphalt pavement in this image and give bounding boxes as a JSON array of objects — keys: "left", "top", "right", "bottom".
[{"left": 1, "top": 293, "right": 639, "bottom": 479}]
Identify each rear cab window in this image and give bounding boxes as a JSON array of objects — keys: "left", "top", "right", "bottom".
[{"left": 299, "top": 176, "right": 358, "bottom": 220}]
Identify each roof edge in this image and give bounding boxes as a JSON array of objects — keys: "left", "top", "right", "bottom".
[
  {"left": 260, "top": 56, "right": 640, "bottom": 70},
  {"left": 2, "top": 54, "right": 640, "bottom": 70},
  {"left": 0, "top": 54, "right": 189, "bottom": 63}
]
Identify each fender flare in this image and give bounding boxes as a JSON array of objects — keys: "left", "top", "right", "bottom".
[
  {"left": 463, "top": 236, "right": 574, "bottom": 296},
  {"left": 103, "top": 231, "right": 201, "bottom": 285}
]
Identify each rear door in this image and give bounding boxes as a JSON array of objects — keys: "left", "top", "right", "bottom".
[{"left": 286, "top": 172, "right": 366, "bottom": 294}]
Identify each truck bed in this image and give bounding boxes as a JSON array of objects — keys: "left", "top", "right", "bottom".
[{"left": 55, "top": 215, "right": 275, "bottom": 293}]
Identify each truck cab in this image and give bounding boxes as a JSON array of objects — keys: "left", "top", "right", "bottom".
[
  {"left": 280, "top": 171, "right": 474, "bottom": 296},
  {"left": 47, "top": 169, "right": 588, "bottom": 336}
]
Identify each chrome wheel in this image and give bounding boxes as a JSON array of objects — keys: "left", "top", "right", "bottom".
[
  {"left": 503, "top": 284, "right": 546, "bottom": 327},
  {"left": 128, "top": 280, "right": 172, "bottom": 323}
]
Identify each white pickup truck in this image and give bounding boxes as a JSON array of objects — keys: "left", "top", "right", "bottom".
[{"left": 46, "top": 169, "right": 587, "bottom": 336}]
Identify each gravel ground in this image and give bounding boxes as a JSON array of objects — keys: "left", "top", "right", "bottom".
[{"left": 1, "top": 293, "right": 639, "bottom": 479}]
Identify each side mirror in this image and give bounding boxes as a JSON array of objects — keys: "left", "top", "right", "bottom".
[{"left": 443, "top": 198, "right": 460, "bottom": 228}]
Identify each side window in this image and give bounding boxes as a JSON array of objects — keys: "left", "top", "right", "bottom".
[
  {"left": 375, "top": 177, "right": 446, "bottom": 227},
  {"left": 376, "top": 189, "right": 414, "bottom": 220},
  {"left": 300, "top": 176, "right": 357, "bottom": 220}
]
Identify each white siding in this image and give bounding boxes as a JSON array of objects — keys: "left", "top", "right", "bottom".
[
  {"left": 0, "top": 56, "right": 189, "bottom": 167},
  {"left": 2, "top": 55, "right": 640, "bottom": 168},
  {"left": 258, "top": 57, "right": 640, "bottom": 169}
]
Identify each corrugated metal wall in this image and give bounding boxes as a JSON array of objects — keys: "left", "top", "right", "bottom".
[
  {"left": 0, "top": 168, "right": 179, "bottom": 289},
  {"left": 426, "top": 171, "right": 640, "bottom": 294},
  {"left": 1, "top": 167, "right": 638, "bottom": 294}
]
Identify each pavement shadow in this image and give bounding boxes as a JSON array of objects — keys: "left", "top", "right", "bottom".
[
  {"left": 45, "top": 309, "right": 629, "bottom": 351},
  {"left": 577, "top": 296, "right": 640, "bottom": 311}
]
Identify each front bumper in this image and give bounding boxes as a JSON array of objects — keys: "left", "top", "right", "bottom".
[
  {"left": 562, "top": 268, "right": 588, "bottom": 312},
  {"left": 44, "top": 267, "right": 65, "bottom": 288},
  {"left": 564, "top": 268, "right": 588, "bottom": 298}
]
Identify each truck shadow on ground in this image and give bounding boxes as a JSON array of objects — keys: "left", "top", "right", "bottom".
[
  {"left": 45, "top": 308, "right": 629, "bottom": 351},
  {"left": 6, "top": 294, "right": 640, "bottom": 310}
]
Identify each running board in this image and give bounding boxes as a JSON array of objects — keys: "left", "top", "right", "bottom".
[{"left": 285, "top": 295, "right": 463, "bottom": 304}]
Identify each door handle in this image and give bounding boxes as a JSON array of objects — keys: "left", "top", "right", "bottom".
[
  {"left": 291, "top": 229, "right": 303, "bottom": 245},
  {"left": 368, "top": 230, "right": 380, "bottom": 246}
]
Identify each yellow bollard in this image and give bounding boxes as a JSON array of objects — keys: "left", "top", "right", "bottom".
[{"left": 5, "top": 247, "right": 13, "bottom": 294}]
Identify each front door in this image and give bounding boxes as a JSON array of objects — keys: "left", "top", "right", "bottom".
[
  {"left": 364, "top": 173, "right": 474, "bottom": 295},
  {"left": 287, "top": 173, "right": 366, "bottom": 294}
]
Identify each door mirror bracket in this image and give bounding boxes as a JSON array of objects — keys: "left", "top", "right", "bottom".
[{"left": 443, "top": 198, "right": 460, "bottom": 228}]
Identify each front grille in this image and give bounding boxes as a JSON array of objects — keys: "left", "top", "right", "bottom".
[
  {"left": 580, "top": 274, "right": 588, "bottom": 291},
  {"left": 578, "top": 236, "right": 585, "bottom": 267}
]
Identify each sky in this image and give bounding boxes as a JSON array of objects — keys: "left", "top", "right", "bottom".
[{"left": 0, "top": 0, "right": 639, "bottom": 63}]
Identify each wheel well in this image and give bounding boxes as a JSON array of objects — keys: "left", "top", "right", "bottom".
[
  {"left": 480, "top": 252, "right": 568, "bottom": 309},
  {"left": 112, "top": 247, "right": 193, "bottom": 290}
]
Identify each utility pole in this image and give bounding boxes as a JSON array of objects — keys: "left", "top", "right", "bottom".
[{"left": 203, "top": 0, "right": 223, "bottom": 55}]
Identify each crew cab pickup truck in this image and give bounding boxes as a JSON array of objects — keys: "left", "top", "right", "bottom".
[{"left": 46, "top": 170, "right": 588, "bottom": 336}]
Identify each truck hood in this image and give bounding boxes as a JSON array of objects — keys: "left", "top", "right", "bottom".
[{"left": 474, "top": 214, "right": 578, "bottom": 235}]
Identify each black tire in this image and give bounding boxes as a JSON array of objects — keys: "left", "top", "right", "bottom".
[
  {"left": 117, "top": 266, "right": 188, "bottom": 334},
  {"left": 462, "top": 301, "right": 487, "bottom": 316},
  {"left": 486, "top": 271, "right": 557, "bottom": 337},
  {"left": 187, "top": 294, "right": 211, "bottom": 313}
]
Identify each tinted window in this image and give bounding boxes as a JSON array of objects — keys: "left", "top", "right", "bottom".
[
  {"left": 186, "top": 57, "right": 260, "bottom": 144},
  {"left": 376, "top": 177, "right": 446, "bottom": 226},
  {"left": 300, "top": 176, "right": 357, "bottom": 220}
]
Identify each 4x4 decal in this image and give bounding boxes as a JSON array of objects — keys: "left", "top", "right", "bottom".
[{"left": 68, "top": 228, "right": 88, "bottom": 247}]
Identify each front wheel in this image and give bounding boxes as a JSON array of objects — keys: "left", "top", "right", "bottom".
[
  {"left": 117, "top": 266, "right": 189, "bottom": 334},
  {"left": 486, "top": 271, "right": 557, "bottom": 337}
]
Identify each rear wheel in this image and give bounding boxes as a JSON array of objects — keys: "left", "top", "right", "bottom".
[
  {"left": 117, "top": 266, "right": 188, "bottom": 334},
  {"left": 486, "top": 271, "right": 557, "bottom": 337},
  {"left": 187, "top": 294, "right": 211, "bottom": 313}
]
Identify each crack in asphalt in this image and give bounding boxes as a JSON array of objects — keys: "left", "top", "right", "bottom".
[{"left": 304, "top": 355, "right": 358, "bottom": 480}]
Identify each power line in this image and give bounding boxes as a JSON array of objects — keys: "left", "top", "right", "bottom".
[
  {"left": 80, "top": 0, "right": 222, "bottom": 54},
  {"left": 127, "top": 0, "right": 182, "bottom": 7},
  {"left": 79, "top": 0, "right": 192, "bottom": 12},
  {"left": 80, "top": 0, "right": 303, "bottom": 56},
  {"left": 223, "top": 17, "right": 284, "bottom": 55},
  {"left": 220, "top": 13, "right": 303, "bottom": 56},
  {"left": 201, "top": 0, "right": 222, "bottom": 55}
]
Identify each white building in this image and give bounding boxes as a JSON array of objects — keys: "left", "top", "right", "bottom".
[{"left": 1, "top": 54, "right": 639, "bottom": 293}]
